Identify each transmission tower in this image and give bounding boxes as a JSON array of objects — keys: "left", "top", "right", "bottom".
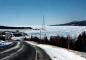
[{"left": 42, "top": 16, "right": 45, "bottom": 30}]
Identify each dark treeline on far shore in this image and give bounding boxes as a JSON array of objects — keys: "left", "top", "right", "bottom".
[
  {"left": 26, "top": 31, "right": 86, "bottom": 52},
  {"left": 0, "top": 26, "right": 32, "bottom": 29}
]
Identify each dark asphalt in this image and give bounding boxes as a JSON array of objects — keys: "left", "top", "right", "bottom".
[
  {"left": 0, "top": 42, "right": 51, "bottom": 60},
  {"left": 7, "top": 42, "right": 36, "bottom": 60},
  {"left": 0, "top": 42, "right": 20, "bottom": 59},
  {"left": 0, "top": 42, "right": 17, "bottom": 52},
  {"left": 34, "top": 46, "right": 51, "bottom": 60}
]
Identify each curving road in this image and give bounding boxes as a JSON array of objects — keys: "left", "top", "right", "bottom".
[
  {"left": 1, "top": 42, "right": 36, "bottom": 60},
  {"left": 0, "top": 41, "right": 51, "bottom": 60},
  {"left": 11, "top": 42, "right": 36, "bottom": 60},
  {"left": 1, "top": 41, "right": 85, "bottom": 60}
]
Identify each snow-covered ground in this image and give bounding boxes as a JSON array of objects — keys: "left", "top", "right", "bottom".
[
  {"left": 26, "top": 41, "right": 86, "bottom": 60},
  {"left": 23, "top": 26, "right": 86, "bottom": 39},
  {"left": 0, "top": 41, "right": 12, "bottom": 46},
  {"left": 0, "top": 25, "right": 86, "bottom": 39},
  {"left": 0, "top": 42, "right": 20, "bottom": 54}
]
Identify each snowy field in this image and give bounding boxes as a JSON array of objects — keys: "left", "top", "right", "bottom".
[
  {"left": 24, "top": 26, "right": 86, "bottom": 39},
  {"left": 0, "top": 26, "right": 86, "bottom": 39}
]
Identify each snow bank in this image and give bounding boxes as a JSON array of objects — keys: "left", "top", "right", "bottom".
[
  {"left": 0, "top": 41, "right": 12, "bottom": 46},
  {"left": 37, "top": 44, "right": 86, "bottom": 60},
  {"left": 26, "top": 41, "right": 86, "bottom": 60}
]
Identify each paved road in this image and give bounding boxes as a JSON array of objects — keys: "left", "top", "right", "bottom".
[
  {"left": 0, "top": 42, "right": 51, "bottom": 60},
  {"left": 34, "top": 46, "right": 51, "bottom": 60},
  {"left": 0, "top": 42, "right": 20, "bottom": 59},
  {"left": 4, "top": 42, "right": 36, "bottom": 60}
]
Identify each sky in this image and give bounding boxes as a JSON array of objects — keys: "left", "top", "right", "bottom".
[{"left": 0, "top": 0, "right": 86, "bottom": 26}]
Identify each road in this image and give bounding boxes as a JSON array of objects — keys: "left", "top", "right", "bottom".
[
  {"left": 34, "top": 46, "right": 51, "bottom": 60},
  {"left": 10, "top": 42, "right": 36, "bottom": 60},
  {"left": 0, "top": 41, "right": 51, "bottom": 60},
  {"left": 1, "top": 41, "right": 84, "bottom": 60}
]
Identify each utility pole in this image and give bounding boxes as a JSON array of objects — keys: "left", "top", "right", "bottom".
[
  {"left": 67, "top": 35, "right": 70, "bottom": 49},
  {"left": 40, "top": 29, "right": 41, "bottom": 39}
]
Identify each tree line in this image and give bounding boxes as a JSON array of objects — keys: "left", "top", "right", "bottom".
[{"left": 26, "top": 31, "right": 86, "bottom": 52}]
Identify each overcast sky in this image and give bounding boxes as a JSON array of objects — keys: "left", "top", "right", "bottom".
[{"left": 0, "top": 0, "right": 86, "bottom": 26}]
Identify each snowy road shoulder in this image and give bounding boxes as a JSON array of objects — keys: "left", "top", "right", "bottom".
[
  {"left": 0, "top": 42, "right": 20, "bottom": 54},
  {"left": 26, "top": 41, "right": 86, "bottom": 60}
]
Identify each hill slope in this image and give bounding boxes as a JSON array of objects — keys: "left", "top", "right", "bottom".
[{"left": 51, "top": 20, "right": 86, "bottom": 26}]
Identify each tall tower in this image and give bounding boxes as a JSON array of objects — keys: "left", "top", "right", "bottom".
[{"left": 42, "top": 16, "right": 45, "bottom": 30}]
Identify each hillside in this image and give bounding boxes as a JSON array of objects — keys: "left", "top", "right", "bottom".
[{"left": 51, "top": 20, "right": 86, "bottom": 26}]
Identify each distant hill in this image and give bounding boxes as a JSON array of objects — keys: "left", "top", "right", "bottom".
[
  {"left": 0, "top": 26, "right": 32, "bottom": 29},
  {"left": 51, "top": 20, "right": 86, "bottom": 26}
]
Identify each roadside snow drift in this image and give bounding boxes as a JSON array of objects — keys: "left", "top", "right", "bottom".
[{"left": 26, "top": 41, "right": 86, "bottom": 60}]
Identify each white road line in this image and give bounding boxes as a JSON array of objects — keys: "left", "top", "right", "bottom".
[
  {"left": 25, "top": 41, "right": 38, "bottom": 60},
  {"left": 35, "top": 49, "right": 38, "bottom": 60}
]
